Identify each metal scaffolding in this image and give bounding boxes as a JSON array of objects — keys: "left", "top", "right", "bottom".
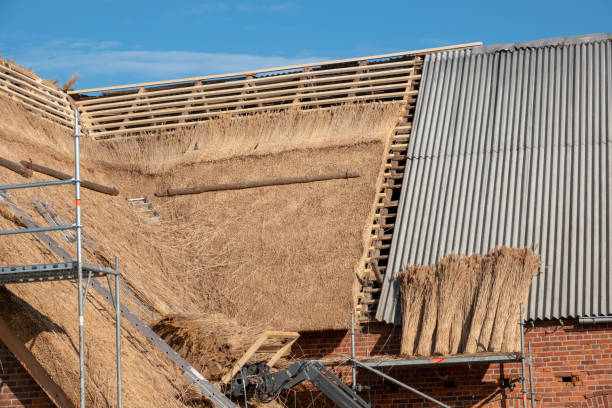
[
  {"left": 0, "top": 110, "right": 122, "bottom": 408},
  {"left": 349, "top": 305, "right": 536, "bottom": 407}
]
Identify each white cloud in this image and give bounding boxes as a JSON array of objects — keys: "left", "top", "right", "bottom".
[
  {"left": 11, "top": 39, "right": 324, "bottom": 86},
  {"left": 178, "top": 2, "right": 296, "bottom": 15}
]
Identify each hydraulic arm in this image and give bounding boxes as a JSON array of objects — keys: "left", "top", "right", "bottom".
[{"left": 226, "top": 360, "right": 369, "bottom": 408}]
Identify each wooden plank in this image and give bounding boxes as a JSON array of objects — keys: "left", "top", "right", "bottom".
[
  {"left": 0, "top": 316, "right": 75, "bottom": 408},
  {"left": 0, "top": 82, "right": 73, "bottom": 124},
  {"left": 0, "top": 64, "right": 68, "bottom": 99},
  {"left": 83, "top": 73, "right": 420, "bottom": 117},
  {"left": 76, "top": 60, "right": 418, "bottom": 108},
  {"left": 264, "top": 331, "right": 300, "bottom": 338},
  {"left": 0, "top": 70, "right": 71, "bottom": 113},
  {"left": 221, "top": 333, "right": 269, "bottom": 384},
  {"left": 70, "top": 42, "right": 482, "bottom": 94},
  {"left": 91, "top": 100, "right": 401, "bottom": 139},
  {"left": 79, "top": 67, "right": 417, "bottom": 114},
  {"left": 88, "top": 91, "right": 414, "bottom": 133},
  {"left": 354, "top": 63, "right": 419, "bottom": 319},
  {"left": 1, "top": 94, "right": 72, "bottom": 129},
  {"left": 267, "top": 336, "right": 298, "bottom": 367},
  {"left": 87, "top": 83, "right": 415, "bottom": 127}
]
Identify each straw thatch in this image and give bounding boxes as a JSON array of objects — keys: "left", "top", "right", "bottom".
[
  {"left": 399, "top": 247, "right": 540, "bottom": 356},
  {"left": 0, "top": 74, "right": 400, "bottom": 407},
  {"left": 152, "top": 313, "right": 270, "bottom": 381}
]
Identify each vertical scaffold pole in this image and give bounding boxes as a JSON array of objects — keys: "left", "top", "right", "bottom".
[
  {"left": 350, "top": 313, "right": 356, "bottom": 391},
  {"left": 74, "top": 110, "right": 85, "bottom": 408},
  {"left": 115, "top": 256, "right": 122, "bottom": 408},
  {"left": 520, "top": 304, "right": 527, "bottom": 408},
  {"left": 528, "top": 342, "right": 535, "bottom": 407}
]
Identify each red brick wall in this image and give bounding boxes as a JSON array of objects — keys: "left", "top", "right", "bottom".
[
  {"left": 0, "top": 341, "right": 54, "bottom": 408},
  {"left": 293, "top": 320, "right": 612, "bottom": 407}
]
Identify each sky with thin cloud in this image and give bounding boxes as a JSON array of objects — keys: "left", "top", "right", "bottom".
[{"left": 1, "top": 0, "right": 610, "bottom": 90}]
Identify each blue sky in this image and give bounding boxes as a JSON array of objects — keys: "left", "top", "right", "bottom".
[{"left": 1, "top": 0, "right": 610, "bottom": 90}]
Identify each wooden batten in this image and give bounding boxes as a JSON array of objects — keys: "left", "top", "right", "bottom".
[
  {"left": 354, "top": 55, "right": 425, "bottom": 322},
  {"left": 0, "top": 63, "right": 73, "bottom": 129},
  {"left": 69, "top": 43, "right": 480, "bottom": 139}
]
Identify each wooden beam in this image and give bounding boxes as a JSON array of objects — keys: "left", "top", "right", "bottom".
[
  {"left": 70, "top": 42, "right": 482, "bottom": 94},
  {"left": 155, "top": 171, "right": 360, "bottom": 197},
  {"left": 82, "top": 73, "right": 420, "bottom": 117},
  {"left": 91, "top": 101, "right": 400, "bottom": 139},
  {"left": 0, "top": 84, "right": 73, "bottom": 125},
  {"left": 0, "top": 64, "right": 68, "bottom": 99},
  {"left": 0, "top": 157, "right": 32, "bottom": 178},
  {"left": 77, "top": 63, "right": 418, "bottom": 109},
  {"left": 88, "top": 91, "right": 414, "bottom": 134},
  {"left": 0, "top": 316, "right": 75, "bottom": 408},
  {"left": 0, "top": 63, "right": 73, "bottom": 130},
  {"left": 221, "top": 333, "right": 268, "bottom": 384},
  {"left": 87, "top": 83, "right": 415, "bottom": 126},
  {"left": 220, "top": 331, "right": 299, "bottom": 384},
  {"left": 20, "top": 161, "right": 120, "bottom": 196},
  {"left": 267, "top": 336, "right": 299, "bottom": 367}
]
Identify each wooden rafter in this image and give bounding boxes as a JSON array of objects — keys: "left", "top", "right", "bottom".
[
  {"left": 69, "top": 43, "right": 481, "bottom": 139},
  {"left": 354, "top": 56, "right": 424, "bottom": 321},
  {"left": 0, "top": 316, "right": 75, "bottom": 408}
]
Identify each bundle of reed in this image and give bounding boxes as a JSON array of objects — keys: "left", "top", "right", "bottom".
[
  {"left": 433, "top": 254, "right": 471, "bottom": 355},
  {"left": 399, "top": 247, "right": 540, "bottom": 356},
  {"left": 152, "top": 313, "right": 269, "bottom": 381},
  {"left": 399, "top": 265, "right": 433, "bottom": 355}
]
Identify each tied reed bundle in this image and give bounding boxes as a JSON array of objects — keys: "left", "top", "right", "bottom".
[{"left": 399, "top": 247, "right": 540, "bottom": 356}]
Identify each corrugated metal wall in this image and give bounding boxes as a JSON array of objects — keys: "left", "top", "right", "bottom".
[{"left": 377, "top": 34, "right": 612, "bottom": 324}]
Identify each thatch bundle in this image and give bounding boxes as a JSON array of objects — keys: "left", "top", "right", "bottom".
[
  {"left": 152, "top": 313, "right": 270, "bottom": 381},
  {"left": 399, "top": 247, "right": 540, "bottom": 356}
]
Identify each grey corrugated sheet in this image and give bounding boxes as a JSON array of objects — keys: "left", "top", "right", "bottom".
[{"left": 377, "top": 34, "right": 612, "bottom": 324}]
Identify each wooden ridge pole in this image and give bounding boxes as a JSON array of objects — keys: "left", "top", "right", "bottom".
[
  {"left": 20, "top": 160, "right": 120, "bottom": 196},
  {"left": 0, "top": 157, "right": 33, "bottom": 178},
  {"left": 155, "top": 170, "right": 360, "bottom": 197}
]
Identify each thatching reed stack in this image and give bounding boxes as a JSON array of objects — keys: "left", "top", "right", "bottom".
[{"left": 399, "top": 247, "right": 540, "bottom": 356}]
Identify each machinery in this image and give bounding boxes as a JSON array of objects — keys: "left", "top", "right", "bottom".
[{"left": 226, "top": 360, "right": 369, "bottom": 408}]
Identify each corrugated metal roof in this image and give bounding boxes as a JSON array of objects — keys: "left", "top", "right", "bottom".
[{"left": 377, "top": 34, "right": 612, "bottom": 324}]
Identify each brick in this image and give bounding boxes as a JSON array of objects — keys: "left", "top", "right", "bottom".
[{"left": 292, "top": 319, "right": 612, "bottom": 407}]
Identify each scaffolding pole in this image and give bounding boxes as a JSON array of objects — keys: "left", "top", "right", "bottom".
[
  {"left": 350, "top": 313, "right": 356, "bottom": 391},
  {"left": 114, "top": 257, "right": 122, "bottom": 408},
  {"left": 520, "top": 304, "right": 527, "bottom": 408},
  {"left": 528, "top": 342, "right": 535, "bottom": 408},
  {"left": 74, "top": 110, "right": 87, "bottom": 408},
  {"left": 348, "top": 357, "right": 451, "bottom": 408},
  {"left": 0, "top": 110, "right": 122, "bottom": 408}
]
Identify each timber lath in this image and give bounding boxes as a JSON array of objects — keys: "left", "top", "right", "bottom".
[
  {"left": 221, "top": 331, "right": 300, "bottom": 384},
  {"left": 355, "top": 56, "right": 424, "bottom": 321},
  {"left": 0, "top": 61, "right": 74, "bottom": 129},
  {"left": 69, "top": 43, "right": 480, "bottom": 139}
]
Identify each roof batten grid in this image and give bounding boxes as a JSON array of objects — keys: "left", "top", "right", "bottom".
[
  {"left": 354, "top": 45, "right": 463, "bottom": 320},
  {"left": 376, "top": 34, "right": 612, "bottom": 324},
  {"left": 0, "top": 62, "right": 74, "bottom": 130},
  {"left": 68, "top": 43, "right": 480, "bottom": 140}
]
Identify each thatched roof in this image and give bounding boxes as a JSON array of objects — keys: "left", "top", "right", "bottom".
[{"left": 0, "top": 91, "right": 399, "bottom": 406}]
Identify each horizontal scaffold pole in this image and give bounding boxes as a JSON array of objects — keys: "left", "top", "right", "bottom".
[
  {"left": 20, "top": 160, "right": 120, "bottom": 196},
  {"left": 0, "top": 157, "right": 33, "bottom": 178},
  {"left": 155, "top": 170, "right": 360, "bottom": 197},
  {"left": 0, "top": 223, "right": 76, "bottom": 236},
  {"left": 0, "top": 179, "right": 75, "bottom": 190}
]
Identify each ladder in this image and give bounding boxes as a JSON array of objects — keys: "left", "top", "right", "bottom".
[{"left": 127, "top": 196, "right": 160, "bottom": 224}]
